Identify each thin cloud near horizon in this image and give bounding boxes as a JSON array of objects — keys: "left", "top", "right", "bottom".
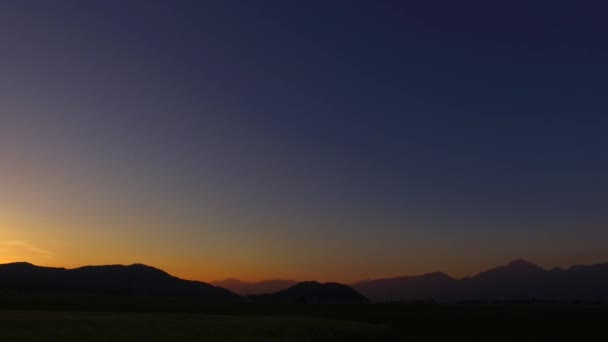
[{"left": 2, "top": 240, "right": 52, "bottom": 259}]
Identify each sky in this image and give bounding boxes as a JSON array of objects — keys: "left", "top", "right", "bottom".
[{"left": 1, "top": 1, "right": 607, "bottom": 283}]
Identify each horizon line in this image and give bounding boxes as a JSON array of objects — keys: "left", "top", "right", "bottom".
[{"left": 4, "top": 258, "right": 608, "bottom": 285}]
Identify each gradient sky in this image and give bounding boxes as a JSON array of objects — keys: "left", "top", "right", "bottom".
[{"left": 1, "top": 1, "right": 607, "bottom": 283}]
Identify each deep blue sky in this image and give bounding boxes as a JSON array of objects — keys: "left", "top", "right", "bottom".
[{"left": 1, "top": 1, "right": 607, "bottom": 281}]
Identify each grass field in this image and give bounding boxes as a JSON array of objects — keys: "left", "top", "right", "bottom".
[
  {"left": 0, "top": 295, "right": 606, "bottom": 341},
  {"left": 0, "top": 311, "right": 386, "bottom": 342}
]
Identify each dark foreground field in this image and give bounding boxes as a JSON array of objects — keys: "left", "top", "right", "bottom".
[{"left": 0, "top": 295, "right": 606, "bottom": 341}]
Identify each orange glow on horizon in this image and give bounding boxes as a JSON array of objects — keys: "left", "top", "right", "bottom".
[{"left": 4, "top": 210, "right": 608, "bottom": 284}]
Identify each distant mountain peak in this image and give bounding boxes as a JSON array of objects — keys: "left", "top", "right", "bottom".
[
  {"left": 298, "top": 281, "right": 321, "bottom": 286},
  {"left": 472, "top": 259, "right": 544, "bottom": 279},
  {"left": 4, "top": 261, "right": 35, "bottom": 267},
  {"left": 508, "top": 259, "right": 535, "bottom": 267},
  {"left": 221, "top": 278, "right": 242, "bottom": 282},
  {"left": 505, "top": 259, "right": 543, "bottom": 271},
  {"left": 127, "top": 263, "right": 168, "bottom": 273},
  {"left": 425, "top": 271, "right": 453, "bottom": 279}
]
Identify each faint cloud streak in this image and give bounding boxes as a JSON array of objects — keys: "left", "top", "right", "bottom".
[{"left": 2, "top": 240, "right": 52, "bottom": 259}]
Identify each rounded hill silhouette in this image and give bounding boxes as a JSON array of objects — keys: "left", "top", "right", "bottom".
[{"left": 249, "top": 281, "right": 368, "bottom": 304}]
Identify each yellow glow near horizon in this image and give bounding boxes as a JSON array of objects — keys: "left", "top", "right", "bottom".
[{"left": 4, "top": 191, "right": 608, "bottom": 284}]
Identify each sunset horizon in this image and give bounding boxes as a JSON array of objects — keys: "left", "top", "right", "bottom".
[
  {"left": 3, "top": 256, "right": 608, "bottom": 285},
  {"left": 2, "top": 2, "right": 607, "bottom": 340},
  {"left": 2, "top": 1, "right": 607, "bottom": 289}
]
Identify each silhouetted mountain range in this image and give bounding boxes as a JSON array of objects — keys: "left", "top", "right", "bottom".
[
  {"left": 210, "top": 278, "right": 298, "bottom": 296},
  {"left": 353, "top": 271, "right": 458, "bottom": 302},
  {"left": 352, "top": 260, "right": 608, "bottom": 302},
  {"left": 249, "top": 281, "right": 368, "bottom": 304},
  {"left": 0, "top": 262, "right": 239, "bottom": 301},
  {"left": 4, "top": 260, "right": 608, "bottom": 303}
]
